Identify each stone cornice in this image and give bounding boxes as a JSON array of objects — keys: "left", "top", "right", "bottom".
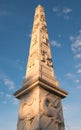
[{"left": 14, "top": 77, "right": 68, "bottom": 99}]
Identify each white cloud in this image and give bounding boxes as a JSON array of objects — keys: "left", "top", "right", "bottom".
[
  {"left": 53, "top": 6, "right": 72, "bottom": 20},
  {"left": 65, "top": 73, "right": 75, "bottom": 79},
  {"left": 13, "top": 98, "right": 19, "bottom": 105},
  {"left": 0, "top": 70, "right": 16, "bottom": 90},
  {"left": 69, "top": 36, "right": 74, "bottom": 42},
  {"left": 63, "top": 105, "right": 73, "bottom": 112},
  {"left": 6, "top": 94, "right": 12, "bottom": 98},
  {"left": 70, "top": 31, "right": 81, "bottom": 75},
  {"left": 77, "top": 69, "right": 81, "bottom": 74},
  {"left": 63, "top": 106, "right": 68, "bottom": 111},
  {"left": 75, "top": 63, "right": 81, "bottom": 68},
  {"left": 4, "top": 78, "right": 15, "bottom": 90},
  {"left": 71, "top": 33, "right": 81, "bottom": 53},
  {"left": 26, "top": 28, "right": 32, "bottom": 38},
  {"left": 77, "top": 86, "right": 81, "bottom": 89},
  {"left": 70, "top": 31, "right": 81, "bottom": 78},
  {"left": 72, "top": 41, "right": 81, "bottom": 53},
  {"left": 75, "top": 53, "right": 81, "bottom": 59},
  {"left": 63, "top": 7, "right": 72, "bottom": 14},
  {"left": 65, "top": 73, "right": 80, "bottom": 83},
  {"left": 26, "top": 34, "right": 31, "bottom": 38},
  {"left": 53, "top": 6, "right": 60, "bottom": 13},
  {"left": 51, "top": 40, "right": 61, "bottom": 47},
  {"left": 75, "top": 79, "right": 80, "bottom": 83}
]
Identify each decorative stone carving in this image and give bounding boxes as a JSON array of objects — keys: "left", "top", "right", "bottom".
[
  {"left": 39, "top": 6, "right": 44, "bottom": 13},
  {"left": 28, "top": 50, "right": 39, "bottom": 68},
  {"left": 40, "top": 94, "right": 64, "bottom": 130},
  {"left": 19, "top": 98, "right": 34, "bottom": 120},
  {"left": 17, "top": 92, "right": 64, "bottom": 130},
  {"left": 41, "top": 50, "right": 53, "bottom": 67},
  {"left": 34, "top": 14, "right": 39, "bottom": 21},
  {"left": 41, "top": 25, "right": 47, "bottom": 33},
  {"left": 41, "top": 96, "right": 57, "bottom": 117},
  {"left": 41, "top": 95, "right": 61, "bottom": 119},
  {"left": 17, "top": 89, "right": 40, "bottom": 130},
  {"left": 34, "top": 23, "right": 39, "bottom": 30},
  {"left": 32, "top": 23, "right": 39, "bottom": 34},
  {"left": 32, "top": 34, "right": 37, "bottom": 47},
  {"left": 40, "top": 14, "right": 45, "bottom": 22}
]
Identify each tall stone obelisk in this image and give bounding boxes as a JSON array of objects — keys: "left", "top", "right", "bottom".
[{"left": 14, "top": 5, "right": 68, "bottom": 130}]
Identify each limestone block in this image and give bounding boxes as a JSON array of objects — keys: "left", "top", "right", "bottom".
[{"left": 17, "top": 87, "right": 65, "bottom": 130}]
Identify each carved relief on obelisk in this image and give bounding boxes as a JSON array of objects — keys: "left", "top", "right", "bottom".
[
  {"left": 14, "top": 5, "right": 68, "bottom": 130},
  {"left": 26, "top": 5, "right": 56, "bottom": 84},
  {"left": 17, "top": 87, "right": 65, "bottom": 130}
]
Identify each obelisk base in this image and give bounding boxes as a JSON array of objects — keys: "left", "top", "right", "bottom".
[{"left": 16, "top": 85, "right": 65, "bottom": 130}]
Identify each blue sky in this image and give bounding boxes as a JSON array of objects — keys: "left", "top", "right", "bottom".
[{"left": 0, "top": 0, "right": 81, "bottom": 130}]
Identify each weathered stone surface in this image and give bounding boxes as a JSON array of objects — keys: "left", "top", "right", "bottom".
[
  {"left": 25, "top": 5, "right": 55, "bottom": 82},
  {"left": 17, "top": 87, "right": 65, "bottom": 130},
  {"left": 14, "top": 4, "right": 68, "bottom": 130}
]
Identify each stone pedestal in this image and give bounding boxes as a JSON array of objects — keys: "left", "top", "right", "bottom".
[{"left": 14, "top": 77, "right": 67, "bottom": 130}]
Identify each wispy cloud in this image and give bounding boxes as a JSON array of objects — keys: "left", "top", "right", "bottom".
[
  {"left": 75, "top": 63, "right": 81, "bottom": 68},
  {"left": 13, "top": 98, "right": 19, "bottom": 105},
  {"left": 6, "top": 94, "right": 12, "bottom": 98},
  {"left": 75, "top": 79, "right": 80, "bottom": 83},
  {"left": 63, "top": 7, "right": 72, "bottom": 14},
  {"left": 0, "top": 91, "right": 4, "bottom": 97},
  {"left": 0, "top": 10, "right": 10, "bottom": 16},
  {"left": 51, "top": 40, "right": 61, "bottom": 47},
  {"left": 63, "top": 106, "right": 68, "bottom": 111},
  {"left": 0, "top": 70, "right": 16, "bottom": 90},
  {"left": 26, "top": 29, "right": 32, "bottom": 38},
  {"left": 71, "top": 39, "right": 81, "bottom": 53},
  {"left": 70, "top": 31, "right": 81, "bottom": 53},
  {"left": 69, "top": 30, "right": 81, "bottom": 79},
  {"left": 75, "top": 53, "right": 81, "bottom": 59},
  {"left": 53, "top": 6, "right": 60, "bottom": 13},
  {"left": 69, "top": 36, "right": 74, "bottom": 42},
  {"left": 77, "top": 69, "right": 81, "bottom": 74},
  {"left": 70, "top": 31, "right": 81, "bottom": 75},
  {"left": 26, "top": 33, "right": 31, "bottom": 38},
  {"left": 63, "top": 105, "right": 73, "bottom": 112},
  {"left": 77, "top": 86, "right": 81, "bottom": 89},
  {"left": 65, "top": 73, "right": 80, "bottom": 83},
  {"left": 65, "top": 73, "right": 75, "bottom": 79},
  {"left": 53, "top": 6, "right": 72, "bottom": 20},
  {"left": 4, "top": 78, "right": 15, "bottom": 90}
]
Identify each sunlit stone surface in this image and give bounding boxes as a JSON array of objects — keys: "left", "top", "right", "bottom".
[{"left": 14, "top": 5, "right": 68, "bottom": 130}]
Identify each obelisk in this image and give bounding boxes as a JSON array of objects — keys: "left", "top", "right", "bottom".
[{"left": 14, "top": 5, "right": 68, "bottom": 130}]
